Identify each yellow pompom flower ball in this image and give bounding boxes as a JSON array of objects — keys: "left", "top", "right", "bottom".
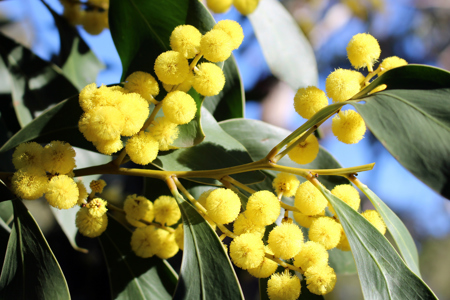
[
  {"left": 86, "top": 198, "right": 108, "bottom": 218},
  {"left": 170, "top": 25, "right": 202, "bottom": 59},
  {"left": 294, "top": 181, "right": 328, "bottom": 216},
  {"left": 81, "top": 106, "right": 125, "bottom": 141},
  {"left": 234, "top": 0, "right": 260, "bottom": 15},
  {"left": 175, "top": 223, "right": 184, "bottom": 251},
  {"left": 42, "top": 141, "right": 76, "bottom": 175},
  {"left": 148, "top": 117, "right": 179, "bottom": 151},
  {"left": 336, "top": 227, "right": 351, "bottom": 251},
  {"left": 200, "top": 29, "right": 233, "bottom": 62},
  {"left": 153, "top": 229, "right": 179, "bottom": 259},
  {"left": 82, "top": 10, "right": 108, "bottom": 36},
  {"left": 76, "top": 206, "right": 108, "bottom": 238},
  {"left": 293, "top": 210, "right": 325, "bottom": 228},
  {"left": 233, "top": 212, "right": 266, "bottom": 237},
  {"left": 124, "top": 194, "right": 154, "bottom": 222},
  {"left": 79, "top": 82, "right": 98, "bottom": 112},
  {"left": 205, "top": 188, "right": 241, "bottom": 224},
  {"left": 11, "top": 167, "right": 48, "bottom": 200},
  {"left": 325, "top": 69, "right": 364, "bottom": 103},
  {"left": 153, "top": 195, "right": 181, "bottom": 226},
  {"left": 331, "top": 110, "right": 366, "bottom": 144},
  {"left": 309, "top": 217, "right": 342, "bottom": 250},
  {"left": 293, "top": 241, "right": 329, "bottom": 272},
  {"left": 93, "top": 137, "right": 123, "bottom": 155},
  {"left": 247, "top": 246, "right": 278, "bottom": 278},
  {"left": 162, "top": 91, "right": 197, "bottom": 125},
  {"left": 346, "top": 33, "right": 381, "bottom": 72},
  {"left": 124, "top": 71, "right": 159, "bottom": 104},
  {"left": 90, "top": 179, "right": 107, "bottom": 194},
  {"left": 213, "top": 20, "right": 244, "bottom": 50},
  {"left": 154, "top": 50, "right": 190, "bottom": 85},
  {"left": 76, "top": 181, "right": 88, "bottom": 205},
  {"left": 230, "top": 232, "right": 265, "bottom": 269},
  {"left": 193, "top": 62, "right": 226, "bottom": 96},
  {"left": 12, "top": 142, "right": 44, "bottom": 170},
  {"left": 272, "top": 172, "right": 299, "bottom": 197},
  {"left": 267, "top": 271, "right": 301, "bottom": 300},
  {"left": 287, "top": 134, "right": 319, "bottom": 165},
  {"left": 329, "top": 184, "right": 361, "bottom": 215},
  {"left": 294, "top": 86, "right": 328, "bottom": 119},
  {"left": 130, "top": 225, "right": 159, "bottom": 258},
  {"left": 45, "top": 175, "right": 79, "bottom": 209},
  {"left": 196, "top": 189, "right": 217, "bottom": 229},
  {"left": 117, "top": 92, "right": 150, "bottom": 136},
  {"left": 163, "top": 71, "right": 195, "bottom": 94},
  {"left": 378, "top": 56, "right": 408, "bottom": 76},
  {"left": 361, "top": 210, "right": 386, "bottom": 235},
  {"left": 268, "top": 223, "right": 304, "bottom": 259},
  {"left": 246, "top": 190, "right": 281, "bottom": 226},
  {"left": 126, "top": 131, "right": 159, "bottom": 165},
  {"left": 304, "top": 265, "right": 336, "bottom": 295},
  {"left": 206, "top": 0, "right": 233, "bottom": 13}
]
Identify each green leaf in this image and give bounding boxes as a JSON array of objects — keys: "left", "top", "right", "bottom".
[
  {"left": 350, "top": 65, "right": 450, "bottom": 200},
  {"left": 356, "top": 182, "right": 421, "bottom": 277},
  {"left": 98, "top": 215, "right": 177, "bottom": 300},
  {"left": 0, "top": 200, "right": 13, "bottom": 223},
  {"left": 203, "top": 55, "right": 245, "bottom": 121},
  {"left": 0, "top": 181, "right": 14, "bottom": 202},
  {"left": 153, "top": 108, "right": 265, "bottom": 185},
  {"left": 0, "top": 32, "right": 78, "bottom": 127},
  {"left": 172, "top": 190, "right": 244, "bottom": 299},
  {"left": 327, "top": 248, "right": 357, "bottom": 274},
  {"left": 0, "top": 95, "right": 96, "bottom": 155},
  {"left": 249, "top": 0, "right": 318, "bottom": 90},
  {"left": 0, "top": 199, "right": 70, "bottom": 299},
  {"left": 318, "top": 185, "right": 437, "bottom": 300}
]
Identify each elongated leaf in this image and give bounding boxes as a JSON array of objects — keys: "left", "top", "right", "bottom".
[
  {"left": 0, "top": 33, "right": 78, "bottom": 127},
  {"left": 98, "top": 215, "right": 177, "bottom": 300},
  {"left": 0, "top": 201, "right": 13, "bottom": 223},
  {"left": 0, "top": 199, "right": 70, "bottom": 299},
  {"left": 172, "top": 190, "right": 244, "bottom": 299},
  {"left": 249, "top": 0, "right": 318, "bottom": 90},
  {"left": 350, "top": 65, "right": 450, "bottom": 200},
  {"left": 318, "top": 185, "right": 437, "bottom": 300},
  {"left": 154, "top": 108, "right": 265, "bottom": 185},
  {"left": 356, "top": 183, "right": 420, "bottom": 277}
]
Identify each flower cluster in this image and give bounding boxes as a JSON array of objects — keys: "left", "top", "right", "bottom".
[
  {"left": 60, "top": 0, "right": 110, "bottom": 35},
  {"left": 206, "top": 0, "right": 260, "bottom": 15}
]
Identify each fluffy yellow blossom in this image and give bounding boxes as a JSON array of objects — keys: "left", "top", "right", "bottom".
[
  {"left": 76, "top": 206, "right": 108, "bottom": 238},
  {"left": 304, "top": 265, "right": 336, "bottom": 295},
  {"left": 175, "top": 223, "right": 184, "bottom": 251},
  {"left": 213, "top": 20, "right": 244, "bottom": 50},
  {"left": 11, "top": 167, "right": 48, "bottom": 200},
  {"left": 196, "top": 189, "right": 217, "bottom": 229},
  {"left": 117, "top": 92, "right": 150, "bottom": 136},
  {"left": 170, "top": 25, "right": 202, "bottom": 59},
  {"left": 148, "top": 117, "right": 179, "bottom": 151},
  {"left": 124, "top": 71, "right": 159, "bottom": 104},
  {"left": 93, "top": 137, "right": 123, "bottom": 155},
  {"left": 332, "top": 110, "right": 366, "bottom": 144},
  {"left": 45, "top": 175, "right": 79, "bottom": 209},
  {"left": 86, "top": 198, "right": 108, "bottom": 218},
  {"left": 162, "top": 91, "right": 197, "bottom": 125},
  {"left": 193, "top": 62, "right": 226, "bottom": 96},
  {"left": 205, "top": 188, "right": 241, "bottom": 224},
  {"left": 154, "top": 230, "right": 179, "bottom": 259},
  {"left": 293, "top": 241, "right": 329, "bottom": 272},
  {"left": 329, "top": 184, "right": 361, "bottom": 215},
  {"left": 268, "top": 223, "right": 304, "bottom": 259},
  {"left": 233, "top": 212, "right": 266, "bottom": 237},
  {"left": 272, "top": 172, "right": 299, "bottom": 197},
  {"left": 294, "top": 181, "right": 328, "bottom": 216},
  {"left": 346, "top": 33, "right": 381, "bottom": 71},
  {"left": 200, "top": 29, "right": 233, "bottom": 62},
  {"left": 206, "top": 0, "right": 233, "bottom": 14},
  {"left": 153, "top": 195, "right": 181, "bottom": 226},
  {"left": 82, "top": 10, "right": 108, "bottom": 35},
  {"left": 76, "top": 181, "right": 88, "bottom": 205},
  {"left": 42, "top": 141, "right": 76, "bottom": 175},
  {"left": 230, "top": 232, "right": 265, "bottom": 269},
  {"left": 336, "top": 227, "right": 351, "bottom": 251},
  {"left": 124, "top": 194, "right": 154, "bottom": 221},
  {"left": 293, "top": 210, "right": 325, "bottom": 228},
  {"left": 247, "top": 246, "right": 278, "bottom": 278},
  {"left": 80, "top": 106, "right": 125, "bottom": 142},
  {"left": 245, "top": 190, "right": 280, "bottom": 226},
  {"left": 234, "top": 0, "right": 260, "bottom": 15},
  {"left": 126, "top": 131, "right": 159, "bottom": 165},
  {"left": 12, "top": 142, "right": 43, "bottom": 170},
  {"left": 267, "top": 271, "right": 301, "bottom": 300},
  {"left": 130, "top": 225, "right": 159, "bottom": 258},
  {"left": 309, "top": 217, "right": 342, "bottom": 250},
  {"left": 362, "top": 210, "right": 386, "bottom": 235},
  {"left": 90, "top": 179, "right": 107, "bottom": 194},
  {"left": 325, "top": 69, "right": 364, "bottom": 102},
  {"left": 163, "top": 71, "right": 195, "bottom": 93},
  {"left": 154, "top": 51, "right": 190, "bottom": 85},
  {"left": 287, "top": 134, "right": 319, "bottom": 165},
  {"left": 294, "top": 86, "right": 328, "bottom": 119},
  {"left": 378, "top": 56, "right": 408, "bottom": 76},
  {"left": 79, "top": 83, "right": 98, "bottom": 112}
]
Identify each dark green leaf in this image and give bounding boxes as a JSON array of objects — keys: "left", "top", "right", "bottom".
[
  {"left": 319, "top": 185, "right": 437, "bottom": 300},
  {"left": 172, "top": 190, "right": 244, "bottom": 299},
  {"left": 153, "top": 108, "right": 265, "bottom": 185},
  {"left": 0, "top": 181, "right": 14, "bottom": 202},
  {"left": 0, "top": 200, "right": 13, "bottom": 223},
  {"left": 356, "top": 182, "right": 421, "bottom": 277},
  {"left": 98, "top": 215, "right": 177, "bottom": 300},
  {"left": 327, "top": 248, "right": 357, "bottom": 275},
  {"left": 249, "top": 0, "right": 318, "bottom": 90},
  {"left": 0, "top": 32, "right": 78, "bottom": 126},
  {"left": 0, "top": 199, "right": 70, "bottom": 299},
  {"left": 350, "top": 65, "right": 450, "bottom": 199}
]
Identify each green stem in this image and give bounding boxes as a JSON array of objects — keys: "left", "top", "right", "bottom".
[
  {"left": 265, "top": 253, "right": 303, "bottom": 273},
  {"left": 222, "top": 176, "right": 256, "bottom": 194},
  {"left": 143, "top": 101, "right": 163, "bottom": 131},
  {"left": 279, "top": 202, "right": 300, "bottom": 213}
]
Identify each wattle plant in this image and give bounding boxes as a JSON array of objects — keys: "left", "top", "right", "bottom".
[{"left": 0, "top": 0, "right": 448, "bottom": 299}]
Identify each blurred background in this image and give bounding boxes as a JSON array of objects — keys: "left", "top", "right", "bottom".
[{"left": 0, "top": 0, "right": 449, "bottom": 299}]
